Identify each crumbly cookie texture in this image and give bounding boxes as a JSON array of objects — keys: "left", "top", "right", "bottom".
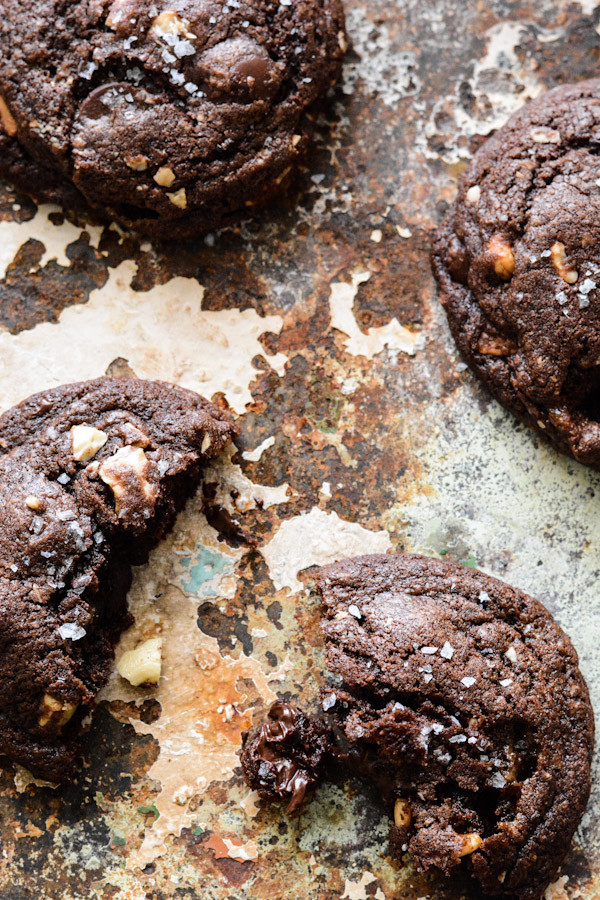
[
  {"left": 242, "top": 554, "right": 594, "bottom": 900},
  {"left": 432, "top": 79, "right": 600, "bottom": 468},
  {"left": 0, "top": 377, "right": 235, "bottom": 781},
  {"left": 0, "top": 0, "right": 346, "bottom": 238}
]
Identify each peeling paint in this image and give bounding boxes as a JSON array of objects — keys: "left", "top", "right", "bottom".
[
  {"left": 206, "top": 834, "right": 259, "bottom": 862},
  {"left": 0, "top": 1, "right": 599, "bottom": 898},
  {"left": 0, "top": 260, "right": 287, "bottom": 414},
  {"left": 0, "top": 205, "right": 103, "bottom": 276},
  {"left": 342, "top": 872, "right": 379, "bottom": 900},
  {"left": 100, "top": 515, "right": 285, "bottom": 870},
  {"left": 242, "top": 436, "right": 276, "bottom": 462},
  {"left": 261, "top": 507, "right": 392, "bottom": 593},
  {"left": 330, "top": 271, "right": 424, "bottom": 359}
]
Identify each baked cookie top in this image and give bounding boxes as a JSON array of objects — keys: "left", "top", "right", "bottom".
[
  {"left": 242, "top": 554, "right": 594, "bottom": 900},
  {"left": 432, "top": 79, "right": 600, "bottom": 467},
  {"left": 0, "top": 377, "right": 235, "bottom": 781},
  {"left": 0, "top": 0, "right": 346, "bottom": 238}
]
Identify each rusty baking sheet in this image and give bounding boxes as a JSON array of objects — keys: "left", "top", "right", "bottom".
[{"left": 1, "top": 1, "right": 600, "bottom": 898}]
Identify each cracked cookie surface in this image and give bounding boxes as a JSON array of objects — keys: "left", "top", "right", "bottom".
[
  {"left": 432, "top": 79, "right": 600, "bottom": 467},
  {"left": 0, "top": 376, "right": 235, "bottom": 781},
  {"left": 242, "top": 554, "right": 594, "bottom": 900},
  {"left": 0, "top": 0, "right": 346, "bottom": 238}
]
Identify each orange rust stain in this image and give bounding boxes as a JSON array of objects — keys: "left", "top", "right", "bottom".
[
  {"left": 206, "top": 834, "right": 237, "bottom": 860},
  {"left": 206, "top": 833, "right": 259, "bottom": 862},
  {"left": 12, "top": 821, "right": 44, "bottom": 840}
]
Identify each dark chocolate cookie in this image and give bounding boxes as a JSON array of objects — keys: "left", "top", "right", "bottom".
[
  {"left": 432, "top": 79, "right": 600, "bottom": 468},
  {"left": 0, "top": 377, "right": 235, "bottom": 781},
  {"left": 0, "top": 0, "right": 346, "bottom": 239},
  {"left": 242, "top": 554, "right": 594, "bottom": 900}
]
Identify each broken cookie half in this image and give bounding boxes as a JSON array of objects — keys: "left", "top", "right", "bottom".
[
  {"left": 241, "top": 554, "right": 594, "bottom": 900},
  {"left": 0, "top": 377, "right": 235, "bottom": 782}
]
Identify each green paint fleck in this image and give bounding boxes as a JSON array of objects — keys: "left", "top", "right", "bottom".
[
  {"left": 308, "top": 395, "right": 345, "bottom": 434},
  {"left": 138, "top": 804, "right": 160, "bottom": 819},
  {"left": 111, "top": 831, "right": 127, "bottom": 847},
  {"left": 440, "top": 548, "right": 448, "bottom": 556},
  {"left": 94, "top": 791, "right": 110, "bottom": 811},
  {"left": 461, "top": 552, "right": 477, "bottom": 568},
  {"left": 192, "top": 825, "right": 204, "bottom": 836},
  {"left": 180, "top": 546, "right": 231, "bottom": 597}
]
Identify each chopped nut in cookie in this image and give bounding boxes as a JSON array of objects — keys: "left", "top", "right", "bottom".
[
  {"left": 477, "top": 336, "right": 517, "bottom": 357},
  {"left": 117, "top": 637, "right": 162, "bottom": 686},
  {"left": 0, "top": 96, "right": 17, "bottom": 137},
  {"left": 99, "top": 445, "right": 156, "bottom": 512},
  {"left": 38, "top": 694, "right": 77, "bottom": 729},
  {"left": 71, "top": 424, "right": 108, "bottom": 462},
  {"left": 394, "top": 798, "right": 412, "bottom": 828},
  {"left": 125, "top": 153, "right": 149, "bottom": 171},
  {"left": 530, "top": 128, "right": 561, "bottom": 143},
  {"left": 458, "top": 833, "right": 483, "bottom": 857},
  {"left": 487, "top": 233, "right": 515, "bottom": 280},
  {"left": 154, "top": 166, "right": 176, "bottom": 187},
  {"left": 167, "top": 187, "right": 187, "bottom": 209},
  {"left": 121, "top": 422, "right": 149, "bottom": 447},
  {"left": 551, "top": 241, "right": 578, "bottom": 284},
  {"left": 151, "top": 10, "right": 196, "bottom": 40}
]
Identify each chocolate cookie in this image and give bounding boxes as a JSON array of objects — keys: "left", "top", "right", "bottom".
[
  {"left": 432, "top": 79, "right": 600, "bottom": 468},
  {"left": 0, "top": 377, "right": 235, "bottom": 781},
  {"left": 242, "top": 554, "right": 594, "bottom": 900},
  {"left": 0, "top": 0, "right": 346, "bottom": 239}
]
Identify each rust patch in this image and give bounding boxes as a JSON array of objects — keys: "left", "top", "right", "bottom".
[{"left": 0, "top": 0, "right": 599, "bottom": 898}]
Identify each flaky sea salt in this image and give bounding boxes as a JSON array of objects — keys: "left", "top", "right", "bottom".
[
  {"left": 173, "top": 38, "right": 195, "bottom": 58},
  {"left": 461, "top": 676, "right": 476, "bottom": 688},
  {"left": 322, "top": 694, "right": 336, "bottom": 711},
  {"left": 59, "top": 623, "right": 86, "bottom": 641},
  {"left": 348, "top": 605, "right": 362, "bottom": 619},
  {"left": 440, "top": 641, "right": 454, "bottom": 659},
  {"left": 56, "top": 510, "right": 76, "bottom": 521},
  {"left": 31, "top": 515, "right": 44, "bottom": 535}
]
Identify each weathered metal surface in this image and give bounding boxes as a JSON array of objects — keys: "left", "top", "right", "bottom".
[{"left": 0, "top": 1, "right": 600, "bottom": 898}]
